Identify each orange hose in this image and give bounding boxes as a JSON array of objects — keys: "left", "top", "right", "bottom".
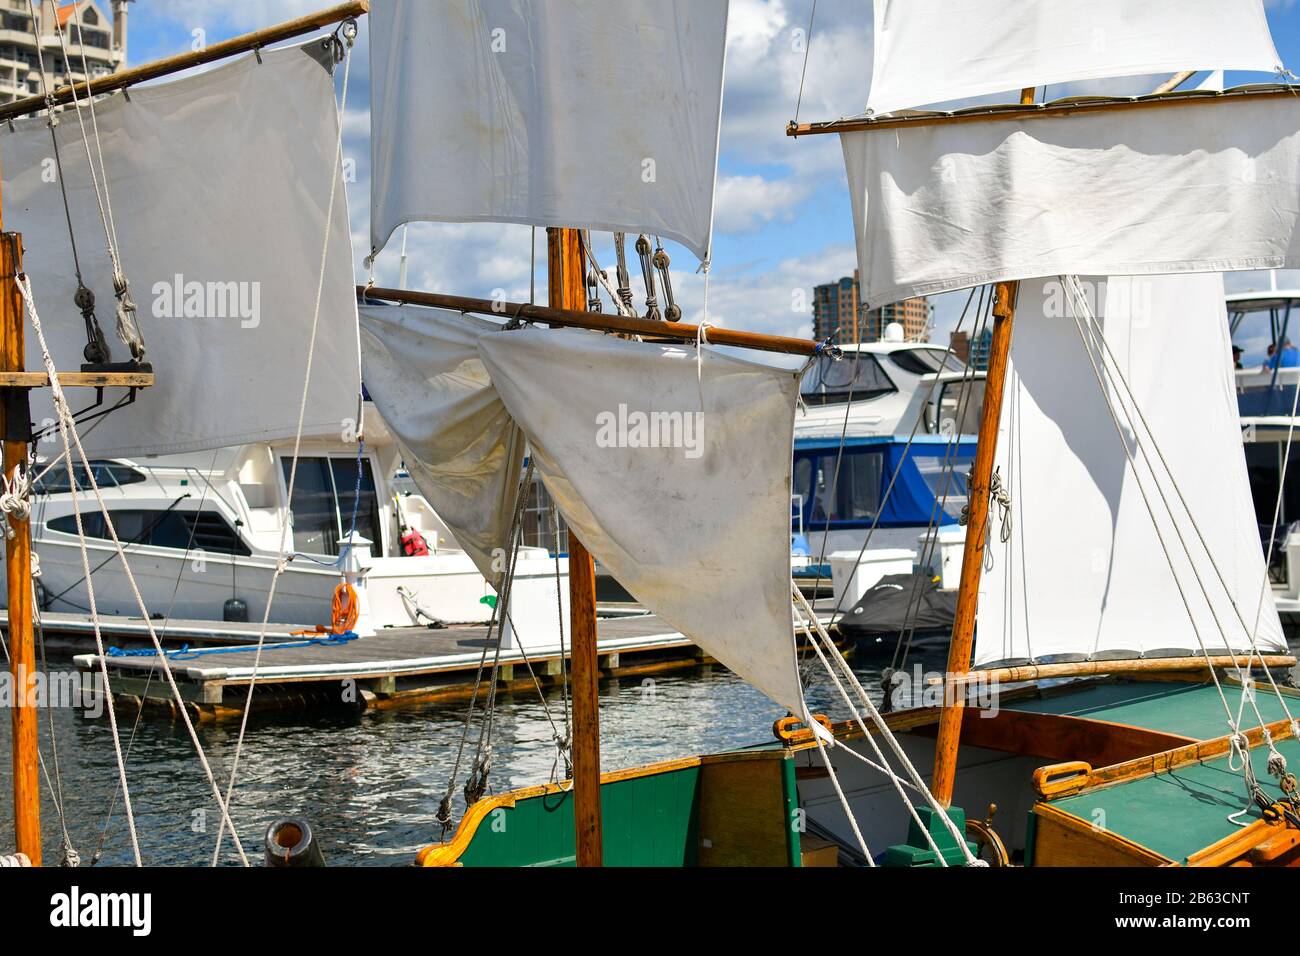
[{"left": 331, "top": 582, "right": 359, "bottom": 635}]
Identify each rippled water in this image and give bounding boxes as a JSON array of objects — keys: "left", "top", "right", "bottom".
[{"left": 0, "top": 636, "right": 943, "bottom": 866}]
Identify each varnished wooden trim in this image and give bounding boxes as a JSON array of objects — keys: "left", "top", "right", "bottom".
[
  {"left": 1031, "top": 802, "right": 1173, "bottom": 867},
  {"left": 0, "top": 371, "right": 154, "bottom": 388},
  {"left": 788, "top": 84, "right": 1300, "bottom": 137}
]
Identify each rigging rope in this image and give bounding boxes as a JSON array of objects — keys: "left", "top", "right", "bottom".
[
  {"left": 212, "top": 22, "right": 356, "bottom": 865},
  {"left": 62, "top": 2, "right": 144, "bottom": 361},
  {"left": 15, "top": 271, "right": 249, "bottom": 865},
  {"left": 794, "top": 586, "right": 980, "bottom": 865},
  {"left": 23, "top": 0, "right": 110, "bottom": 364},
  {"left": 1060, "top": 277, "right": 1242, "bottom": 739}
]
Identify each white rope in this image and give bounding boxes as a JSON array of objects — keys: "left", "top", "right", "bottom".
[
  {"left": 804, "top": 714, "right": 876, "bottom": 865},
  {"left": 213, "top": 29, "right": 355, "bottom": 864},
  {"left": 1062, "top": 277, "right": 1240, "bottom": 730},
  {"left": 794, "top": 586, "right": 980, "bottom": 865},
  {"left": 0, "top": 853, "right": 31, "bottom": 867},
  {"left": 16, "top": 271, "right": 249, "bottom": 865},
  {"left": 792, "top": 587, "right": 953, "bottom": 865},
  {"left": 1069, "top": 281, "right": 1297, "bottom": 750},
  {"left": 0, "top": 462, "right": 32, "bottom": 537}
]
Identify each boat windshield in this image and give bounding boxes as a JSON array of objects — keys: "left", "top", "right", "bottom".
[
  {"left": 889, "top": 348, "right": 967, "bottom": 376},
  {"left": 282, "top": 456, "right": 383, "bottom": 557},
  {"left": 33, "top": 460, "right": 147, "bottom": 494},
  {"left": 800, "top": 353, "right": 896, "bottom": 405}
]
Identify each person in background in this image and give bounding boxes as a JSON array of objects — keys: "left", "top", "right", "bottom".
[
  {"left": 1269, "top": 339, "right": 1300, "bottom": 369},
  {"left": 1232, "top": 345, "right": 1244, "bottom": 370}
]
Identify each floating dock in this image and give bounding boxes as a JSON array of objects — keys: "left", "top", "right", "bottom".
[{"left": 63, "top": 602, "right": 846, "bottom": 721}]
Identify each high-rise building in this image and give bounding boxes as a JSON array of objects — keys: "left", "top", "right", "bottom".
[
  {"left": 0, "top": 1, "right": 129, "bottom": 104},
  {"left": 969, "top": 327, "right": 994, "bottom": 370},
  {"left": 812, "top": 270, "right": 931, "bottom": 344},
  {"left": 948, "top": 330, "right": 971, "bottom": 366}
]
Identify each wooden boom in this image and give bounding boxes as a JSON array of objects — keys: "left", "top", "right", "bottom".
[
  {"left": 0, "top": 0, "right": 370, "bottom": 125},
  {"left": 786, "top": 82, "right": 1299, "bottom": 138},
  {"left": 359, "top": 286, "right": 823, "bottom": 358}
]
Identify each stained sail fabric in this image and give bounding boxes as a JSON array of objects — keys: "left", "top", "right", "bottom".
[
  {"left": 477, "top": 328, "right": 804, "bottom": 711},
  {"left": 0, "top": 43, "right": 359, "bottom": 457},
  {"left": 842, "top": 94, "right": 1300, "bottom": 307},
  {"left": 866, "top": 0, "right": 1280, "bottom": 118},
  {"left": 974, "top": 274, "right": 1286, "bottom": 667},
  {"left": 359, "top": 304, "right": 524, "bottom": 582},
  {"left": 369, "top": 0, "right": 729, "bottom": 262}
]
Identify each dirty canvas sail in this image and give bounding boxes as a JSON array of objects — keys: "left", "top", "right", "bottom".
[
  {"left": 369, "top": 0, "right": 729, "bottom": 262},
  {"left": 477, "top": 328, "right": 804, "bottom": 711},
  {"left": 974, "top": 273, "right": 1286, "bottom": 667},
  {"left": 359, "top": 304, "right": 524, "bottom": 582},
  {"left": 0, "top": 42, "right": 360, "bottom": 457},
  {"left": 866, "top": 0, "right": 1279, "bottom": 118},
  {"left": 842, "top": 93, "right": 1300, "bottom": 307}
]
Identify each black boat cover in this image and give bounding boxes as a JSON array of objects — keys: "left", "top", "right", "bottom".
[{"left": 837, "top": 572, "right": 957, "bottom": 638}]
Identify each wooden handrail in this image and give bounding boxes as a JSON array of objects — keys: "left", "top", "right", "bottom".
[
  {"left": 0, "top": 1, "right": 369, "bottom": 125},
  {"left": 358, "top": 285, "right": 823, "bottom": 358}
]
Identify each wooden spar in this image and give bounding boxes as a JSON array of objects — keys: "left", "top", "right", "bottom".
[
  {"left": 1152, "top": 71, "right": 1197, "bottom": 95},
  {"left": 785, "top": 82, "right": 1298, "bottom": 137},
  {"left": 358, "top": 286, "right": 821, "bottom": 358},
  {"left": 1, "top": 231, "right": 37, "bottom": 866},
  {"left": 547, "top": 227, "right": 604, "bottom": 867},
  {"left": 0, "top": 1, "right": 370, "bottom": 126},
  {"left": 930, "top": 86, "right": 1037, "bottom": 809},
  {"left": 939, "top": 654, "right": 1299, "bottom": 689}
]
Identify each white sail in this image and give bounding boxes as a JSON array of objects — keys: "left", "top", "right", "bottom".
[
  {"left": 867, "top": 0, "right": 1280, "bottom": 118},
  {"left": 477, "top": 328, "right": 804, "bottom": 711},
  {"left": 974, "top": 273, "right": 1286, "bottom": 667},
  {"left": 369, "top": 0, "right": 729, "bottom": 263},
  {"left": 359, "top": 304, "right": 524, "bottom": 582},
  {"left": 1, "top": 43, "right": 359, "bottom": 457},
  {"left": 842, "top": 94, "right": 1300, "bottom": 308}
]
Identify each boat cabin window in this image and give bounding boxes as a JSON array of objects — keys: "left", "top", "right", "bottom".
[
  {"left": 794, "top": 449, "right": 885, "bottom": 526},
  {"left": 913, "top": 451, "right": 974, "bottom": 520},
  {"left": 800, "top": 353, "right": 895, "bottom": 405},
  {"left": 521, "top": 476, "right": 568, "bottom": 555},
  {"left": 34, "top": 460, "right": 147, "bottom": 494},
  {"left": 48, "top": 509, "right": 251, "bottom": 556},
  {"left": 889, "top": 348, "right": 966, "bottom": 376},
  {"left": 282, "top": 457, "right": 382, "bottom": 557},
  {"left": 928, "top": 379, "right": 986, "bottom": 436}
]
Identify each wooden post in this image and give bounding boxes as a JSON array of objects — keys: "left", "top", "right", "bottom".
[
  {"left": 930, "top": 87, "right": 1035, "bottom": 809},
  {"left": 548, "top": 227, "right": 603, "bottom": 866},
  {"left": 1, "top": 232, "right": 38, "bottom": 865}
]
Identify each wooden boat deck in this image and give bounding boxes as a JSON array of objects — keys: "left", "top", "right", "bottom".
[{"left": 1006, "top": 681, "right": 1300, "bottom": 866}]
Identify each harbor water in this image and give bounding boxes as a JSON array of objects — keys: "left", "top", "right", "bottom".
[{"left": 0, "top": 639, "right": 950, "bottom": 866}]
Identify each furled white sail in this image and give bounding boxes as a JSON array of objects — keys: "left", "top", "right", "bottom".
[
  {"left": 842, "top": 94, "right": 1300, "bottom": 307},
  {"left": 359, "top": 304, "right": 524, "bottom": 583},
  {"left": 369, "top": 0, "right": 729, "bottom": 263},
  {"left": 974, "top": 273, "right": 1286, "bottom": 667},
  {"left": 866, "top": 0, "right": 1280, "bottom": 118},
  {"left": 0, "top": 43, "right": 359, "bottom": 457},
  {"left": 477, "top": 328, "right": 804, "bottom": 711}
]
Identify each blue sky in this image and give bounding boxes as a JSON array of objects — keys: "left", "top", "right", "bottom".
[{"left": 124, "top": 0, "right": 1300, "bottom": 360}]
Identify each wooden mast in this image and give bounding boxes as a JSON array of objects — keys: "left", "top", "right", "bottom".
[
  {"left": 1, "top": 227, "right": 37, "bottom": 866},
  {"left": 930, "top": 87, "right": 1036, "bottom": 809},
  {"left": 547, "top": 227, "right": 603, "bottom": 866}
]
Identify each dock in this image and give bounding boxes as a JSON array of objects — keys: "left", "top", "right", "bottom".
[{"left": 63, "top": 602, "right": 847, "bottom": 721}]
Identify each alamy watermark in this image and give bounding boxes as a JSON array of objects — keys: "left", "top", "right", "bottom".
[
  {"left": 152, "top": 274, "right": 261, "bottom": 329},
  {"left": 595, "top": 404, "right": 705, "bottom": 460},
  {"left": 0, "top": 667, "right": 105, "bottom": 718}
]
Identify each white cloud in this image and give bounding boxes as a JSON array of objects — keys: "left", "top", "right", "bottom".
[{"left": 713, "top": 174, "right": 807, "bottom": 235}]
